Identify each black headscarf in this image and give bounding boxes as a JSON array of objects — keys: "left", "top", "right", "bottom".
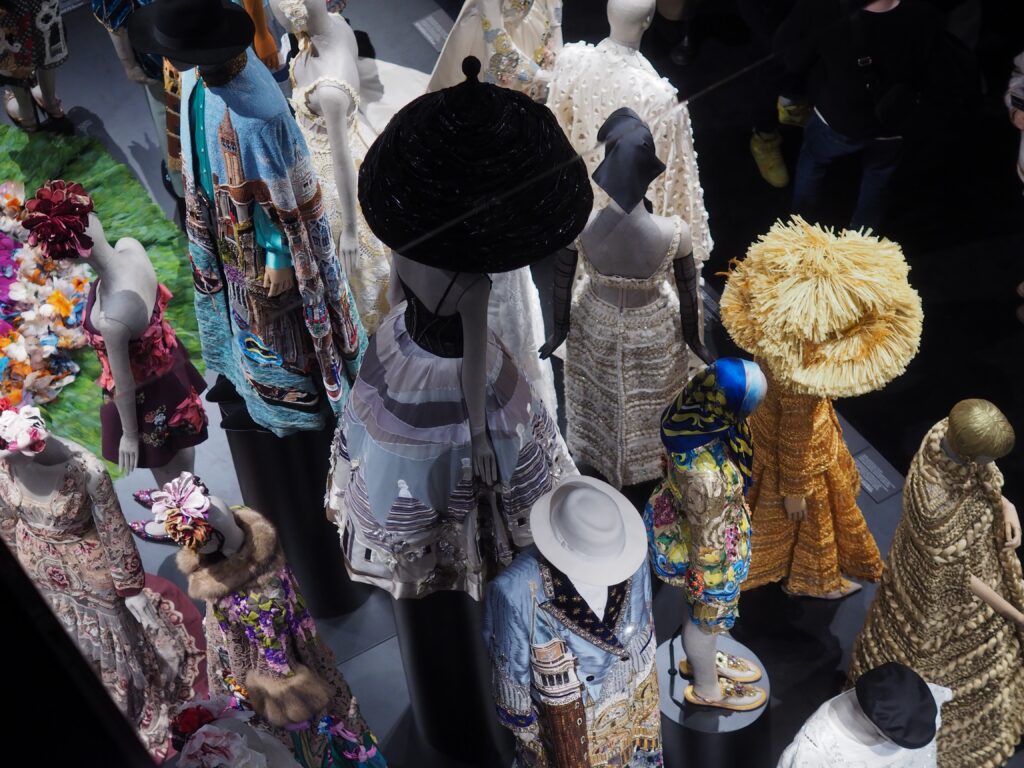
[{"left": 592, "top": 108, "right": 666, "bottom": 214}]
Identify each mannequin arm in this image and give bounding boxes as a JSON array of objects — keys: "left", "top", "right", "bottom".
[
  {"left": 458, "top": 275, "right": 496, "bottom": 485},
  {"left": 318, "top": 83, "right": 359, "bottom": 277},
  {"left": 672, "top": 252, "right": 712, "bottom": 366},
  {"left": 97, "top": 316, "right": 141, "bottom": 475},
  {"left": 970, "top": 574, "right": 1024, "bottom": 627},
  {"left": 242, "top": 0, "right": 281, "bottom": 70},
  {"left": 478, "top": 0, "right": 551, "bottom": 96},
  {"left": 84, "top": 452, "right": 144, "bottom": 597},
  {"left": 539, "top": 247, "right": 576, "bottom": 359},
  {"left": 777, "top": 388, "right": 820, "bottom": 516},
  {"left": 0, "top": 485, "right": 17, "bottom": 549}
]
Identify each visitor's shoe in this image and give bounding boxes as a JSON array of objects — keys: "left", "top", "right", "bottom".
[
  {"left": 679, "top": 651, "right": 762, "bottom": 684},
  {"left": 750, "top": 131, "right": 789, "bottom": 188},
  {"left": 685, "top": 677, "right": 767, "bottom": 711},
  {"left": 777, "top": 97, "right": 811, "bottom": 128}
]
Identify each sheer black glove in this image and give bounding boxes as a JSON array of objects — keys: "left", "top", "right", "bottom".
[
  {"left": 539, "top": 248, "right": 578, "bottom": 359},
  {"left": 673, "top": 254, "right": 713, "bottom": 365}
]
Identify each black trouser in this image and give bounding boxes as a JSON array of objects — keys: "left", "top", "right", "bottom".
[{"left": 736, "top": 0, "right": 804, "bottom": 133}]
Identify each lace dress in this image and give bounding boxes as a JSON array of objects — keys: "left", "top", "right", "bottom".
[
  {"left": 565, "top": 218, "right": 688, "bottom": 487},
  {"left": 546, "top": 39, "right": 712, "bottom": 267},
  {"left": 290, "top": 49, "right": 391, "bottom": 336},
  {"left": 429, "top": 0, "right": 562, "bottom": 101},
  {"left": 0, "top": 448, "right": 203, "bottom": 760}
]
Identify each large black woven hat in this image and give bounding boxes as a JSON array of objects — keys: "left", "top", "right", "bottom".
[{"left": 359, "top": 57, "right": 593, "bottom": 274}]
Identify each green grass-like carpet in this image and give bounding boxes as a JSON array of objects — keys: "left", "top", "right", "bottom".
[{"left": 0, "top": 125, "right": 201, "bottom": 466}]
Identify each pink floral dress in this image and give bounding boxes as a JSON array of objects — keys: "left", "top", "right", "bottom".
[
  {"left": 0, "top": 447, "right": 204, "bottom": 759},
  {"left": 83, "top": 281, "right": 208, "bottom": 467}
]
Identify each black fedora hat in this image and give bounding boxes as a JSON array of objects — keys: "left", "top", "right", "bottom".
[
  {"left": 855, "top": 662, "right": 938, "bottom": 750},
  {"left": 127, "top": 0, "right": 255, "bottom": 67}
]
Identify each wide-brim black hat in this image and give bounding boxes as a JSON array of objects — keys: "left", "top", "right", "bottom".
[
  {"left": 127, "top": 0, "right": 255, "bottom": 67},
  {"left": 359, "top": 57, "right": 593, "bottom": 274},
  {"left": 855, "top": 662, "right": 938, "bottom": 750}
]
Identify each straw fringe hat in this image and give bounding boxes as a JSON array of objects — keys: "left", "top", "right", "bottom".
[{"left": 720, "top": 217, "right": 923, "bottom": 399}]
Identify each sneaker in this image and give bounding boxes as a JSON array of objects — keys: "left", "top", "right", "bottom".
[
  {"left": 750, "top": 131, "right": 789, "bottom": 188},
  {"left": 778, "top": 97, "right": 811, "bottom": 128}
]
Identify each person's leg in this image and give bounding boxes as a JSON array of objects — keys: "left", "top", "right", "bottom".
[
  {"left": 792, "top": 113, "right": 857, "bottom": 223},
  {"left": 850, "top": 137, "right": 903, "bottom": 232}
]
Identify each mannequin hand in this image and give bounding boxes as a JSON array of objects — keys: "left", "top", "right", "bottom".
[
  {"left": 471, "top": 429, "right": 498, "bottom": 487},
  {"left": 338, "top": 229, "right": 358, "bottom": 278},
  {"left": 125, "top": 593, "right": 160, "bottom": 631},
  {"left": 263, "top": 266, "right": 295, "bottom": 298},
  {"left": 538, "top": 333, "right": 566, "bottom": 360},
  {"left": 784, "top": 496, "right": 807, "bottom": 522},
  {"left": 534, "top": 68, "right": 553, "bottom": 84},
  {"left": 119, "top": 433, "right": 139, "bottom": 475},
  {"left": 1002, "top": 496, "right": 1021, "bottom": 549},
  {"left": 1012, "top": 109, "right": 1024, "bottom": 131},
  {"left": 259, "top": 51, "right": 281, "bottom": 71}
]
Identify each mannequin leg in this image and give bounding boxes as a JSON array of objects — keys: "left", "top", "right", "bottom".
[
  {"left": 33, "top": 67, "right": 62, "bottom": 116},
  {"left": 150, "top": 446, "right": 196, "bottom": 488},
  {"left": 3, "top": 84, "right": 37, "bottom": 128},
  {"left": 683, "top": 620, "right": 721, "bottom": 701}
]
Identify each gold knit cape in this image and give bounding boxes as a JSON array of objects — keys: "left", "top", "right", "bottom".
[
  {"left": 849, "top": 420, "right": 1024, "bottom": 768},
  {"left": 720, "top": 217, "right": 923, "bottom": 399}
]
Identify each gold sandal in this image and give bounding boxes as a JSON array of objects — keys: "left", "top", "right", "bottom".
[
  {"left": 684, "top": 676, "right": 767, "bottom": 712},
  {"left": 678, "top": 651, "right": 762, "bottom": 683}
]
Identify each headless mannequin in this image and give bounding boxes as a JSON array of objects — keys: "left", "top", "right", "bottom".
[
  {"left": 197, "top": 495, "right": 246, "bottom": 559},
  {"left": 82, "top": 215, "right": 197, "bottom": 513},
  {"left": 3, "top": 435, "right": 159, "bottom": 628},
  {"left": 390, "top": 253, "right": 498, "bottom": 484},
  {"left": 267, "top": 0, "right": 361, "bottom": 271}
]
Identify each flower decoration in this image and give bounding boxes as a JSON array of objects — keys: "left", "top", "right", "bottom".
[
  {"left": 0, "top": 181, "right": 25, "bottom": 220},
  {"left": 22, "top": 180, "right": 94, "bottom": 261},
  {"left": 152, "top": 471, "right": 215, "bottom": 550},
  {"left": 169, "top": 391, "right": 208, "bottom": 435},
  {"left": 0, "top": 404, "right": 49, "bottom": 456}
]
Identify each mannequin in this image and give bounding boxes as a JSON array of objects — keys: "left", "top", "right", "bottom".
[
  {"left": 781, "top": 663, "right": 950, "bottom": 767},
  {"left": 128, "top": 0, "right": 367, "bottom": 436},
  {"left": 543, "top": 108, "right": 709, "bottom": 488},
  {"left": 159, "top": 472, "right": 387, "bottom": 767},
  {"left": 268, "top": 0, "right": 391, "bottom": 334},
  {"left": 22, "top": 181, "right": 208, "bottom": 534},
  {"left": 720, "top": 217, "right": 923, "bottom": 599},
  {"left": 0, "top": 0, "right": 68, "bottom": 132},
  {"left": 484, "top": 477, "right": 662, "bottom": 767},
  {"left": 0, "top": 404, "right": 203, "bottom": 759},
  {"left": 546, "top": 0, "right": 712, "bottom": 267},
  {"left": 429, "top": 0, "right": 562, "bottom": 101},
  {"left": 849, "top": 400, "right": 1024, "bottom": 768},
  {"left": 646, "top": 359, "right": 768, "bottom": 710}
]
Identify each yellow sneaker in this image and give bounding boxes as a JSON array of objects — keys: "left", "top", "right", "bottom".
[
  {"left": 750, "top": 131, "right": 789, "bottom": 188},
  {"left": 778, "top": 97, "right": 812, "bottom": 128}
]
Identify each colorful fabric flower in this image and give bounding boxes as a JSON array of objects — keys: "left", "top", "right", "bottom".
[
  {"left": 169, "top": 391, "right": 208, "bottom": 434},
  {"left": 178, "top": 724, "right": 267, "bottom": 768},
  {"left": 651, "top": 492, "right": 677, "bottom": 528},
  {"left": 152, "top": 472, "right": 215, "bottom": 550},
  {"left": 0, "top": 404, "right": 48, "bottom": 456},
  {"left": 22, "top": 181, "right": 94, "bottom": 261}
]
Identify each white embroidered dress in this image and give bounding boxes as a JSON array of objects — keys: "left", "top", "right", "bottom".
[{"left": 546, "top": 38, "right": 713, "bottom": 267}]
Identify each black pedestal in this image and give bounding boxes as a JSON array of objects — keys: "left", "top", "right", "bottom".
[
  {"left": 224, "top": 413, "right": 370, "bottom": 619},
  {"left": 393, "top": 592, "right": 514, "bottom": 767}
]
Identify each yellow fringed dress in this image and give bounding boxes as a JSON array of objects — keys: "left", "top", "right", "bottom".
[
  {"left": 849, "top": 420, "right": 1024, "bottom": 768},
  {"left": 744, "top": 364, "right": 883, "bottom": 594}
]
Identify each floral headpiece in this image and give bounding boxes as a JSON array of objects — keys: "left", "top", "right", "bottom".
[
  {"left": 279, "top": 0, "right": 309, "bottom": 31},
  {"left": 153, "top": 471, "right": 215, "bottom": 551},
  {"left": 0, "top": 402, "right": 49, "bottom": 456},
  {"left": 22, "top": 181, "right": 94, "bottom": 261}
]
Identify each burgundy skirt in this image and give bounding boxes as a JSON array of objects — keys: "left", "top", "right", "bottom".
[{"left": 100, "top": 343, "right": 209, "bottom": 468}]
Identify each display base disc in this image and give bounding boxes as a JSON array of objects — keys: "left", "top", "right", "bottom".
[{"left": 657, "top": 628, "right": 771, "bottom": 733}]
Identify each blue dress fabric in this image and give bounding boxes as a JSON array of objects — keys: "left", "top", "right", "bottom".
[
  {"left": 180, "top": 50, "right": 367, "bottom": 436},
  {"left": 483, "top": 549, "right": 663, "bottom": 767}
]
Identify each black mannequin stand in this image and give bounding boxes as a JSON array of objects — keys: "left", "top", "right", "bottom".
[
  {"left": 393, "top": 591, "right": 513, "bottom": 767},
  {"left": 222, "top": 404, "right": 371, "bottom": 619}
]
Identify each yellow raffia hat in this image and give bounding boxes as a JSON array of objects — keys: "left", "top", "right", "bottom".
[{"left": 720, "top": 216, "right": 923, "bottom": 399}]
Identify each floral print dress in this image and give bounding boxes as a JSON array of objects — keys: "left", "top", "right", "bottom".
[
  {"left": 0, "top": 445, "right": 203, "bottom": 759},
  {"left": 645, "top": 440, "right": 751, "bottom": 633},
  {"left": 82, "top": 281, "right": 208, "bottom": 468},
  {"left": 178, "top": 506, "right": 385, "bottom": 768}
]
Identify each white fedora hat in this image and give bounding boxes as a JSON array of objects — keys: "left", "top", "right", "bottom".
[{"left": 530, "top": 476, "right": 648, "bottom": 587}]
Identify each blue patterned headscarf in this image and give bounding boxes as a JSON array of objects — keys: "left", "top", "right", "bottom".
[{"left": 660, "top": 358, "right": 766, "bottom": 490}]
